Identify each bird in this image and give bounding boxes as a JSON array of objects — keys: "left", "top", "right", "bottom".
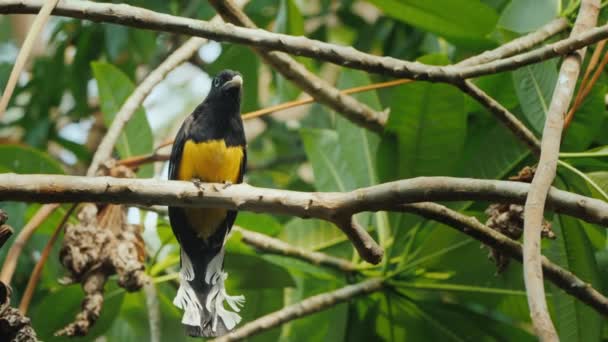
[{"left": 168, "top": 70, "right": 246, "bottom": 338}]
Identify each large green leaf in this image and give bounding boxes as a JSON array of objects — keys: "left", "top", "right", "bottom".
[
  {"left": 549, "top": 215, "right": 603, "bottom": 342},
  {"left": 512, "top": 60, "right": 557, "bottom": 133},
  {"left": 279, "top": 277, "right": 348, "bottom": 342},
  {"left": 366, "top": 0, "right": 498, "bottom": 44},
  {"left": 562, "top": 85, "right": 606, "bottom": 152},
  {"left": 456, "top": 113, "right": 529, "bottom": 179},
  {"left": 498, "top": 0, "right": 560, "bottom": 33},
  {"left": 381, "top": 71, "right": 467, "bottom": 179},
  {"left": 91, "top": 62, "right": 153, "bottom": 177},
  {"left": 0, "top": 144, "right": 64, "bottom": 174},
  {"left": 30, "top": 282, "right": 124, "bottom": 341}
]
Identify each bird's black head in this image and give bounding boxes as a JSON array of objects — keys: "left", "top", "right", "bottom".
[
  {"left": 207, "top": 69, "right": 242, "bottom": 103},
  {"left": 197, "top": 69, "right": 243, "bottom": 122}
]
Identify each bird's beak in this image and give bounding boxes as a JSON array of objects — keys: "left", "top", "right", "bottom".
[{"left": 222, "top": 75, "right": 243, "bottom": 90}]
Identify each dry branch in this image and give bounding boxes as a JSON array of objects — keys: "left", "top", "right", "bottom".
[
  {"left": 522, "top": 1, "right": 600, "bottom": 340},
  {"left": 211, "top": 278, "right": 384, "bottom": 342},
  {"left": 1, "top": 0, "right": 607, "bottom": 81}
]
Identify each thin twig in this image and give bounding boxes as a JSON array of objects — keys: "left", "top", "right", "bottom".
[
  {"left": 18, "top": 203, "right": 76, "bottom": 314},
  {"left": 209, "top": 0, "right": 387, "bottom": 133},
  {"left": 0, "top": 203, "right": 59, "bottom": 285},
  {"left": 1, "top": 174, "right": 608, "bottom": 232},
  {"left": 401, "top": 202, "right": 608, "bottom": 317},
  {"left": 0, "top": 0, "right": 58, "bottom": 119},
  {"left": 211, "top": 278, "right": 384, "bottom": 342},
  {"left": 0, "top": 0, "right": 605, "bottom": 81},
  {"left": 523, "top": 1, "right": 600, "bottom": 340}
]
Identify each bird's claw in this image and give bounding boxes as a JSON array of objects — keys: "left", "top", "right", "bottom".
[{"left": 192, "top": 178, "right": 202, "bottom": 188}]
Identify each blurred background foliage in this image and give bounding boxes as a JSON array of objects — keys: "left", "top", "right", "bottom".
[{"left": 1, "top": 0, "right": 608, "bottom": 341}]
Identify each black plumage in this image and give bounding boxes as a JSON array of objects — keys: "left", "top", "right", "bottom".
[{"left": 168, "top": 69, "right": 246, "bottom": 337}]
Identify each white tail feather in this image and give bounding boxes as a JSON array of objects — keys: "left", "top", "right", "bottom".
[{"left": 173, "top": 247, "right": 245, "bottom": 334}]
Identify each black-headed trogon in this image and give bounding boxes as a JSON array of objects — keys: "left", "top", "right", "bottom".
[{"left": 168, "top": 70, "right": 246, "bottom": 338}]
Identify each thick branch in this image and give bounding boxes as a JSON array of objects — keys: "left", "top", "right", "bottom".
[
  {"left": 402, "top": 202, "right": 608, "bottom": 317},
  {"left": 211, "top": 278, "right": 384, "bottom": 342},
  {"left": 523, "top": 1, "right": 599, "bottom": 340},
  {"left": 1, "top": 0, "right": 606, "bottom": 81},
  {"left": 1, "top": 173, "right": 608, "bottom": 229},
  {"left": 208, "top": 0, "right": 386, "bottom": 133}
]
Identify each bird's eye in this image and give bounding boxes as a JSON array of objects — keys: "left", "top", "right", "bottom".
[{"left": 212, "top": 78, "right": 220, "bottom": 88}]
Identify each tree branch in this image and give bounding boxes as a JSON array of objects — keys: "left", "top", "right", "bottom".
[
  {"left": 401, "top": 202, "right": 608, "bottom": 317},
  {"left": 208, "top": 0, "right": 387, "bottom": 133},
  {"left": 1, "top": 0, "right": 605, "bottom": 81},
  {"left": 211, "top": 278, "right": 384, "bottom": 342},
  {"left": 523, "top": 1, "right": 599, "bottom": 340},
  {"left": 1, "top": 173, "right": 608, "bottom": 230}
]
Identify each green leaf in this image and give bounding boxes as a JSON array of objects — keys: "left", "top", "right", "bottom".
[
  {"left": 30, "top": 282, "right": 124, "bottom": 341},
  {"left": 549, "top": 215, "right": 602, "bottom": 342},
  {"left": 235, "top": 212, "right": 282, "bottom": 236},
  {"left": 275, "top": 0, "right": 304, "bottom": 36},
  {"left": 279, "top": 277, "right": 348, "bottom": 342},
  {"left": 562, "top": 85, "right": 606, "bottom": 152},
  {"left": 512, "top": 60, "right": 557, "bottom": 133},
  {"left": 0, "top": 144, "right": 64, "bottom": 174},
  {"left": 91, "top": 62, "right": 153, "bottom": 177},
  {"left": 224, "top": 254, "right": 295, "bottom": 290},
  {"left": 498, "top": 0, "right": 560, "bottom": 33},
  {"left": 278, "top": 217, "right": 349, "bottom": 256},
  {"left": 300, "top": 128, "right": 356, "bottom": 192},
  {"left": 382, "top": 69, "right": 467, "bottom": 178},
  {"left": 272, "top": 0, "right": 310, "bottom": 102},
  {"left": 456, "top": 113, "right": 529, "bottom": 179},
  {"left": 366, "top": 0, "right": 498, "bottom": 43}
]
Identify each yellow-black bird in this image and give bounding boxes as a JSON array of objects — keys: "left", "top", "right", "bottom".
[{"left": 168, "top": 70, "right": 246, "bottom": 337}]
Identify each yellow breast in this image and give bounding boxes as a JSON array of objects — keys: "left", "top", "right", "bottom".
[{"left": 177, "top": 139, "right": 244, "bottom": 239}]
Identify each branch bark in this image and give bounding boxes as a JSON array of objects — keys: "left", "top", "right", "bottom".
[
  {"left": 1, "top": 173, "right": 608, "bottom": 230},
  {"left": 211, "top": 278, "right": 384, "bottom": 342},
  {"left": 401, "top": 202, "right": 608, "bottom": 317},
  {"left": 0, "top": 0, "right": 604, "bottom": 81},
  {"left": 522, "top": 1, "right": 600, "bottom": 340}
]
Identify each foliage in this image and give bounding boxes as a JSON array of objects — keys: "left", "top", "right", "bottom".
[{"left": 0, "top": 0, "right": 607, "bottom": 341}]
